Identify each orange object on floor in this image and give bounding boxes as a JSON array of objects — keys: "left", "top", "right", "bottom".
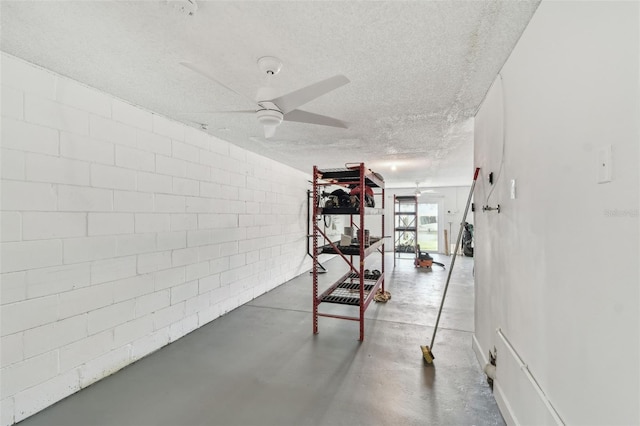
[{"left": 415, "top": 258, "right": 433, "bottom": 268}]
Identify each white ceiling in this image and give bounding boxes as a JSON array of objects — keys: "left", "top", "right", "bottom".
[{"left": 1, "top": 1, "right": 539, "bottom": 188}]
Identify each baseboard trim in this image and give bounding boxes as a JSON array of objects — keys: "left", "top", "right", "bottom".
[
  {"left": 472, "top": 334, "right": 519, "bottom": 426},
  {"left": 494, "top": 381, "right": 519, "bottom": 425},
  {"left": 471, "top": 333, "right": 487, "bottom": 367}
]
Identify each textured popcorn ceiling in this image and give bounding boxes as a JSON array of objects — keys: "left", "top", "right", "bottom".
[{"left": 1, "top": 1, "right": 539, "bottom": 188}]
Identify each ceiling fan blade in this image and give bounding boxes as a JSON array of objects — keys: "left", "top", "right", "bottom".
[
  {"left": 180, "top": 62, "right": 256, "bottom": 106},
  {"left": 264, "top": 125, "right": 277, "bottom": 139},
  {"left": 283, "top": 109, "right": 348, "bottom": 129},
  {"left": 177, "top": 110, "right": 255, "bottom": 115},
  {"left": 269, "top": 75, "right": 350, "bottom": 114}
]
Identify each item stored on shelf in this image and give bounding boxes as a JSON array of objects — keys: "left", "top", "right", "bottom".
[
  {"left": 324, "top": 189, "right": 351, "bottom": 208},
  {"left": 340, "top": 234, "right": 352, "bottom": 246},
  {"left": 349, "top": 185, "right": 375, "bottom": 207}
]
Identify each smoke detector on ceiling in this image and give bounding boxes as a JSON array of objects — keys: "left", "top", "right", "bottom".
[{"left": 168, "top": 0, "right": 198, "bottom": 16}]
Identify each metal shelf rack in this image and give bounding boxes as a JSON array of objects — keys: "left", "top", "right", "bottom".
[
  {"left": 394, "top": 195, "right": 418, "bottom": 266},
  {"left": 312, "top": 163, "right": 385, "bottom": 341}
]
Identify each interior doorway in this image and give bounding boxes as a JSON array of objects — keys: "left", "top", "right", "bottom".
[{"left": 417, "top": 201, "right": 439, "bottom": 252}]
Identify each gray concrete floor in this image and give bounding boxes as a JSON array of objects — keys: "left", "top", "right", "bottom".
[{"left": 19, "top": 253, "right": 503, "bottom": 426}]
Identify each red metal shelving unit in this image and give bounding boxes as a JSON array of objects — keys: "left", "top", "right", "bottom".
[{"left": 312, "top": 163, "right": 385, "bottom": 341}]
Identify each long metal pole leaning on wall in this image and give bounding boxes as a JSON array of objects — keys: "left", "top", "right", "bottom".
[{"left": 422, "top": 167, "right": 480, "bottom": 363}]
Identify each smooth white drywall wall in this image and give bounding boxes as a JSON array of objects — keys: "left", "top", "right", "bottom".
[
  {"left": 0, "top": 53, "right": 312, "bottom": 425},
  {"left": 474, "top": 1, "right": 639, "bottom": 424}
]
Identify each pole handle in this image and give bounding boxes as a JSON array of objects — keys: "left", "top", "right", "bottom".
[{"left": 429, "top": 167, "right": 480, "bottom": 350}]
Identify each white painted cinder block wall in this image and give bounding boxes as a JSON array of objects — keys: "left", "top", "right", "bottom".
[
  {"left": 473, "top": 2, "right": 639, "bottom": 425},
  {"left": 0, "top": 53, "right": 312, "bottom": 425}
]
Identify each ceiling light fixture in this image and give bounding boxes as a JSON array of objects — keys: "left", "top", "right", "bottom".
[
  {"left": 256, "top": 106, "right": 283, "bottom": 138},
  {"left": 391, "top": 164, "right": 397, "bottom": 171}
]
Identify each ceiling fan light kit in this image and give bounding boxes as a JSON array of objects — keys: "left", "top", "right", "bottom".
[{"left": 256, "top": 108, "right": 283, "bottom": 127}]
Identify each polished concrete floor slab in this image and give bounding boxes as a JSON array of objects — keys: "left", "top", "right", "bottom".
[{"left": 18, "top": 253, "right": 503, "bottom": 426}]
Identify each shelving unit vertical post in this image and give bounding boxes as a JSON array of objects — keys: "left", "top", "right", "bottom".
[
  {"left": 311, "top": 163, "right": 386, "bottom": 341},
  {"left": 312, "top": 172, "right": 320, "bottom": 335}
]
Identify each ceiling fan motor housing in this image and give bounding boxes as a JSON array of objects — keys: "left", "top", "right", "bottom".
[
  {"left": 256, "top": 87, "right": 278, "bottom": 104},
  {"left": 255, "top": 86, "right": 283, "bottom": 128}
]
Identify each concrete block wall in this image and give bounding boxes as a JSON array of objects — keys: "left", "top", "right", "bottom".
[{"left": 0, "top": 53, "right": 312, "bottom": 425}]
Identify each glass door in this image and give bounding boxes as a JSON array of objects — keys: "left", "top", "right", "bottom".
[{"left": 417, "top": 202, "right": 439, "bottom": 252}]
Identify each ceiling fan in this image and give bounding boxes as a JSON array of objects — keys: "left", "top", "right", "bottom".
[
  {"left": 180, "top": 56, "right": 350, "bottom": 138},
  {"left": 414, "top": 181, "right": 437, "bottom": 196}
]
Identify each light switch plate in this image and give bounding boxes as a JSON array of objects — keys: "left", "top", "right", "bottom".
[
  {"left": 510, "top": 179, "right": 516, "bottom": 199},
  {"left": 596, "top": 145, "right": 612, "bottom": 184}
]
